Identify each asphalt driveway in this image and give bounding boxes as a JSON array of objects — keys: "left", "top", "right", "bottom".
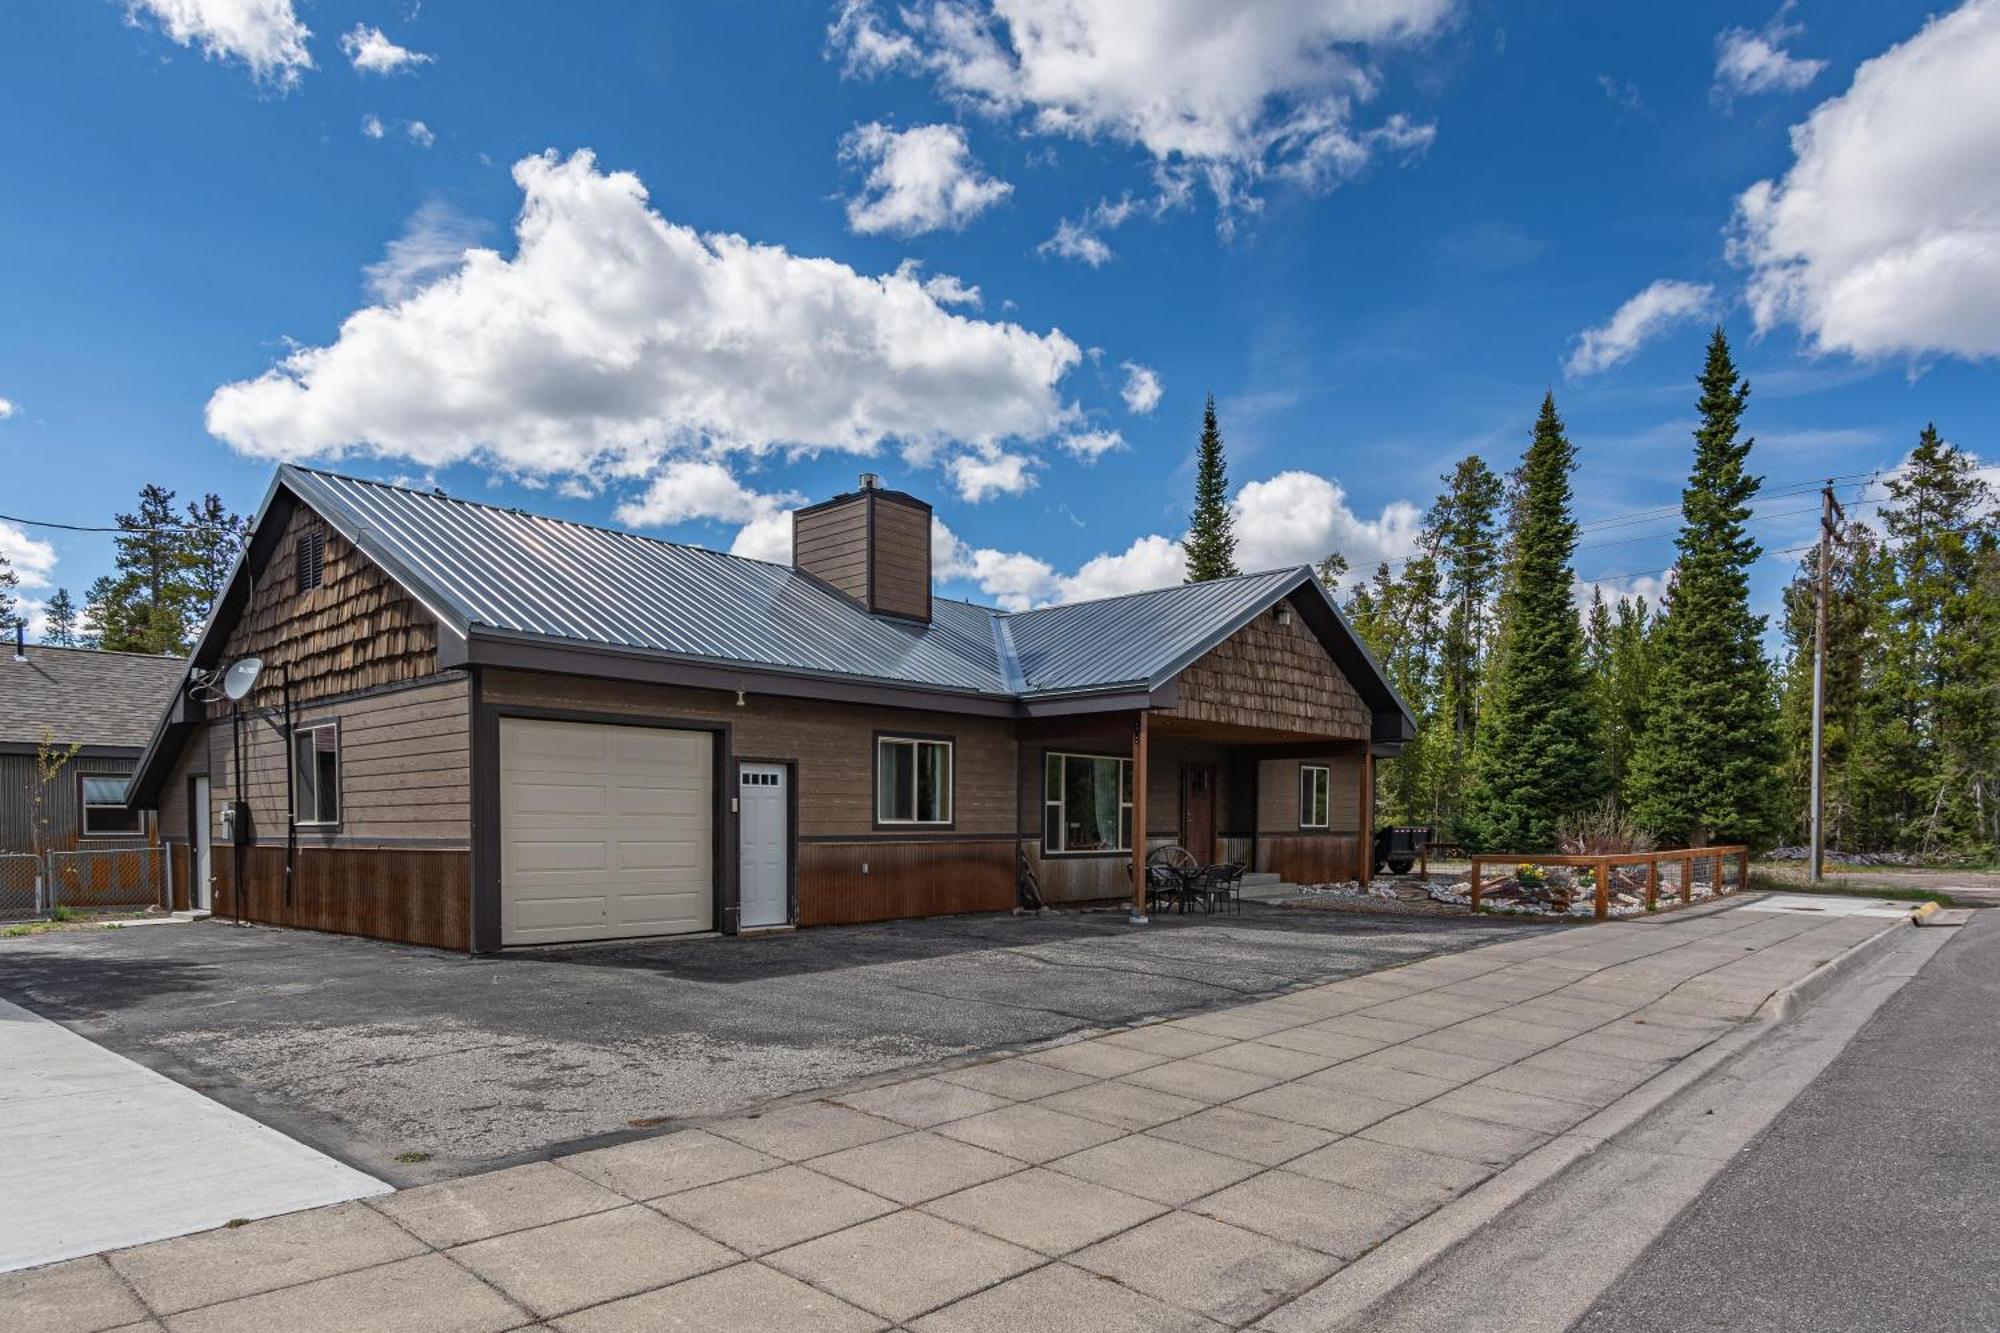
[{"left": 0, "top": 905, "right": 1538, "bottom": 1185}]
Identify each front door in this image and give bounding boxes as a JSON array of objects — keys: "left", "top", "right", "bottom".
[
  {"left": 738, "top": 764, "right": 789, "bottom": 928},
  {"left": 191, "top": 775, "right": 212, "bottom": 911},
  {"left": 1181, "top": 764, "right": 1217, "bottom": 864}
]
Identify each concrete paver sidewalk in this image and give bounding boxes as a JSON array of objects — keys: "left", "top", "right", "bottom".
[{"left": 1, "top": 902, "right": 1896, "bottom": 1333}]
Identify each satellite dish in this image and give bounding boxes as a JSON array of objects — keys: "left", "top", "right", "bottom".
[{"left": 221, "top": 657, "right": 264, "bottom": 702}]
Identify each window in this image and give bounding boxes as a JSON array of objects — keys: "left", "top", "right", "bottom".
[
  {"left": 1300, "top": 765, "right": 1331, "bottom": 829},
  {"left": 296, "top": 525, "right": 325, "bottom": 594},
  {"left": 1044, "top": 752, "right": 1133, "bottom": 853},
  {"left": 876, "top": 737, "right": 952, "bottom": 824},
  {"left": 293, "top": 723, "right": 340, "bottom": 825},
  {"left": 80, "top": 775, "right": 142, "bottom": 837}
]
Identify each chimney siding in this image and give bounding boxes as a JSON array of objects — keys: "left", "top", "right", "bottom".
[{"left": 793, "top": 485, "right": 933, "bottom": 623}]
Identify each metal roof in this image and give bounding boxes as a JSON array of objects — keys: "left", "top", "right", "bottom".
[
  {"left": 0, "top": 645, "right": 188, "bottom": 749},
  {"left": 271, "top": 467, "right": 1409, "bottom": 724}
]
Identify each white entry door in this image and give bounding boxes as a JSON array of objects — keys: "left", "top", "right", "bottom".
[
  {"left": 191, "top": 775, "right": 212, "bottom": 911},
  {"left": 500, "top": 718, "right": 714, "bottom": 945},
  {"left": 738, "top": 764, "right": 789, "bottom": 928}
]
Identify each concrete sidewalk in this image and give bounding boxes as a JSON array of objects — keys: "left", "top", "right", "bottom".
[
  {"left": 0, "top": 998, "right": 388, "bottom": 1273},
  {"left": 2, "top": 902, "right": 1897, "bottom": 1333}
]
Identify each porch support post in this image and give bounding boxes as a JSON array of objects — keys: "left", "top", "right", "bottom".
[
  {"left": 1130, "top": 711, "right": 1149, "bottom": 924},
  {"left": 1358, "top": 746, "right": 1374, "bottom": 886}
]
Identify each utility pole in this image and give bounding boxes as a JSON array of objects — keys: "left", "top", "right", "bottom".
[{"left": 1809, "top": 480, "right": 1845, "bottom": 884}]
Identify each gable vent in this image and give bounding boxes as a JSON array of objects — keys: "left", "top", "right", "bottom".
[{"left": 296, "top": 525, "right": 326, "bottom": 594}]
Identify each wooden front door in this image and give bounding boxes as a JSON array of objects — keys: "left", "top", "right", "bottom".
[{"left": 1181, "top": 764, "right": 1217, "bottom": 863}]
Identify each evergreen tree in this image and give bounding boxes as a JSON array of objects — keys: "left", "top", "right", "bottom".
[
  {"left": 39, "top": 587, "right": 80, "bottom": 647},
  {"left": 82, "top": 484, "right": 248, "bottom": 654},
  {"left": 1463, "top": 393, "right": 1603, "bottom": 850},
  {"left": 1628, "top": 328, "right": 1782, "bottom": 848},
  {"left": 1876, "top": 426, "right": 1998, "bottom": 857},
  {"left": 1426, "top": 456, "right": 1505, "bottom": 836},
  {"left": 1600, "top": 594, "right": 1655, "bottom": 802},
  {"left": 179, "top": 493, "right": 250, "bottom": 642},
  {"left": 1184, "top": 395, "right": 1238, "bottom": 582},
  {"left": 0, "top": 549, "right": 19, "bottom": 631},
  {"left": 1314, "top": 551, "right": 1349, "bottom": 597}
]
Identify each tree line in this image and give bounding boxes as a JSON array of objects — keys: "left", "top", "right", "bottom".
[
  {"left": 1183, "top": 331, "right": 1998, "bottom": 862},
  {"left": 0, "top": 484, "right": 248, "bottom": 655}
]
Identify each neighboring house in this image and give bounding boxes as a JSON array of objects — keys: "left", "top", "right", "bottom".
[
  {"left": 128, "top": 466, "right": 1414, "bottom": 952},
  {"left": 2, "top": 639, "right": 185, "bottom": 856}
]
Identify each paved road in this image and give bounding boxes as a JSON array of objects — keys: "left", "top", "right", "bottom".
[
  {"left": 1577, "top": 911, "right": 2000, "bottom": 1333},
  {"left": 0, "top": 906, "right": 1531, "bottom": 1184}
]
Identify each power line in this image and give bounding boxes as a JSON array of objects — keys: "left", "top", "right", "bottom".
[{"left": 0, "top": 511, "right": 241, "bottom": 535}]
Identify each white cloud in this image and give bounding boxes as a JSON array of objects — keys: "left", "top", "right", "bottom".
[
  {"left": 840, "top": 122, "right": 1012, "bottom": 236},
  {"left": 614, "top": 460, "right": 803, "bottom": 528},
  {"left": 1564, "top": 279, "right": 1714, "bottom": 377},
  {"left": 949, "top": 448, "right": 1036, "bottom": 501},
  {"left": 1574, "top": 571, "right": 1672, "bottom": 616},
  {"left": 1059, "top": 429, "right": 1124, "bottom": 461},
  {"left": 0, "top": 397, "right": 15, "bottom": 420},
  {"left": 1713, "top": 6, "right": 1825, "bottom": 100},
  {"left": 125, "top": 0, "right": 312, "bottom": 87},
  {"left": 1118, "top": 361, "right": 1162, "bottom": 414},
  {"left": 1039, "top": 217, "right": 1113, "bottom": 267},
  {"left": 361, "top": 113, "right": 386, "bottom": 139},
  {"left": 341, "top": 24, "right": 434, "bottom": 74},
  {"left": 895, "top": 262, "right": 984, "bottom": 308},
  {"left": 830, "top": 0, "right": 1450, "bottom": 216},
  {"left": 363, "top": 200, "right": 488, "bottom": 303},
  {"left": 405, "top": 119, "right": 436, "bottom": 148},
  {"left": 206, "top": 149, "right": 1082, "bottom": 487},
  {"left": 1231, "top": 471, "right": 1423, "bottom": 573},
  {"left": 1732, "top": 0, "right": 2000, "bottom": 362},
  {"left": 0, "top": 521, "right": 58, "bottom": 590}
]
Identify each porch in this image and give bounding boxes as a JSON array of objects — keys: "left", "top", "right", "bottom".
[{"left": 1020, "top": 711, "right": 1378, "bottom": 909}]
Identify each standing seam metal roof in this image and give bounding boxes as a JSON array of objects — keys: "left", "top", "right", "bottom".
[{"left": 282, "top": 467, "right": 1364, "bottom": 704}]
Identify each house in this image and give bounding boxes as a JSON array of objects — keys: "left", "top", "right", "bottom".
[
  {"left": 126, "top": 466, "right": 1414, "bottom": 952},
  {"left": 2, "top": 637, "right": 186, "bottom": 903}
]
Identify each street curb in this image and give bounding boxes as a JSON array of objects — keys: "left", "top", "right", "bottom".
[{"left": 1253, "top": 912, "right": 1909, "bottom": 1333}]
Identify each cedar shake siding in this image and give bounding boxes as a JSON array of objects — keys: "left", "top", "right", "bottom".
[{"left": 1160, "top": 595, "right": 1371, "bottom": 740}]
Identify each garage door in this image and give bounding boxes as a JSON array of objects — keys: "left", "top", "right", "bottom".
[{"left": 499, "top": 718, "right": 714, "bottom": 945}]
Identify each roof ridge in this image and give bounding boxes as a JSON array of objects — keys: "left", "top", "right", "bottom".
[
  {"left": 285, "top": 464, "right": 803, "bottom": 572},
  {"left": 1000, "top": 565, "right": 1302, "bottom": 619},
  {"left": 17, "top": 643, "right": 186, "bottom": 663}
]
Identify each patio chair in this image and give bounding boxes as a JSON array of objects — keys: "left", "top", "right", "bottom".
[
  {"left": 1189, "top": 862, "right": 1245, "bottom": 915},
  {"left": 1145, "top": 846, "right": 1202, "bottom": 915}
]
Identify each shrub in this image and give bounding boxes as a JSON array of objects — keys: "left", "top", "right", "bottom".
[{"left": 1557, "top": 799, "right": 1658, "bottom": 856}]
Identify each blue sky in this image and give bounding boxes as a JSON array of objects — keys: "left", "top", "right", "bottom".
[{"left": 3, "top": 0, "right": 1995, "bottom": 635}]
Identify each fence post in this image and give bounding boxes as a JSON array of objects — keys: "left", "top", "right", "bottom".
[
  {"left": 1594, "top": 860, "right": 1610, "bottom": 921},
  {"left": 1645, "top": 857, "right": 1659, "bottom": 909},
  {"left": 1737, "top": 848, "right": 1749, "bottom": 896},
  {"left": 1469, "top": 858, "right": 1481, "bottom": 911},
  {"left": 1680, "top": 852, "right": 1693, "bottom": 905}
]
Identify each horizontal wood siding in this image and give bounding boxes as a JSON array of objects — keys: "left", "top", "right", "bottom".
[
  {"left": 792, "top": 500, "right": 870, "bottom": 603},
  {"left": 1257, "top": 755, "right": 1362, "bottom": 834},
  {"left": 1260, "top": 833, "right": 1364, "bottom": 885},
  {"left": 1162, "top": 599, "right": 1371, "bottom": 739},
  {"left": 797, "top": 840, "right": 1012, "bottom": 925},
  {"left": 870, "top": 495, "right": 931, "bottom": 621},
  {"left": 483, "top": 671, "right": 1013, "bottom": 839},
  {"left": 209, "top": 500, "right": 440, "bottom": 715}
]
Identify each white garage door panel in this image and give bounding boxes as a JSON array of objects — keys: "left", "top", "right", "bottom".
[{"left": 501, "top": 719, "right": 714, "bottom": 945}]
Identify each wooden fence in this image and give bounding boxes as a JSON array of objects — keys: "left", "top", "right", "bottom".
[{"left": 1467, "top": 845, "right": 1750, "bottom": 921}]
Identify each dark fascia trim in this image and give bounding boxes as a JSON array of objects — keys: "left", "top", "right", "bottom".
[
  {"left": 794, "top": 486, "right": 932, "bottom": 520},
  {"left": 1020, "top": 683, "right": 1176, "bottom": 717},
  {"left": 465, "top": 631, "right": 1023, "bottom": 718},
  {"left": 0, "top": 742, "right": 145, "bottom": 758}
]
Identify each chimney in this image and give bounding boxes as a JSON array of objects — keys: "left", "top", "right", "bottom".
[
  {"left": 12, "top": 622, "right": 23, "bottom": 662},
  {"left": 792, "top": 473, "right": 933, "bottom": 623}
]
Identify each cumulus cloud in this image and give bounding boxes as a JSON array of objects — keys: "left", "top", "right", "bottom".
[
  {"left": 840, "top": 122, "right": 1012, "bottom": 236},
  {"left": 0, "top": 521, "right": 58, "bottom": 590},
  {"left": 341, "top": 24, "right": 433, "bottom": 74},
  {"left": 125, "top": 0, "right": 312, "bottom": 87},
  {"left": 614, "top": 460, "right": 803, "bottom": 529},
  {"left": 405, "top": 119, "right": 436, "bottom": 148},
  {"left": 206, "top": 149, "right": 1082, "bottom": 488},
  {"left": 1060, "top": 429, "right": 1124, "bottom": 461},
  {"left": 1574, "top": 570, "right": 1673, "bottom": 617},
  {"left": 949, "top": 448, "right": 1036, "bottom": 501},
  {"left": 1565, "top": 279, "right": 1714, "bottom": 377},
  {"left": 361, "top": 113, "right": 386, "bottom": 139},
  {"left": 1119, "top": 361, "right": 1162, "bottom": 414},
  {"left": 1713, "top": 6, "right": 1825, "bottom": 100},
  {"left": 363, "top": 200, "right": 489, "bottom": 303},
  {"left": 1039, "top": 217, "right": 1113, "bottom": 267},
  {"left": 1732, "top": 0, "right": 2000, "bottom": 362},
  {"left": 0, "top": 397, "right": 16, "bottom": 420},
  {"left": 829, "top": 0, "right": 1450, "bottom": 216}
]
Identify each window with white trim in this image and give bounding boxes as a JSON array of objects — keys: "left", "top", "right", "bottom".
[
  {"left": 1043, "top": 752, "right": 1134, "bottom": 853},
  {"left": 80, "top": 775, "right": 142, "bottom": 837},
  {"left": 876, "top": 737, "right": 952, "bottom": 824},
  {"left": 293, "top": 723, "right": 341, "bottom": 826},
  {"left": 1300, "top": 765, "right": 1331, "bottom": 829}
]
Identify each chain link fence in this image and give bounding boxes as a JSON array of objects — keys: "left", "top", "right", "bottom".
[
  {"left": 0, "top": 853, "right": 42, "bottom": 919},
  {"left": 0, "top": 847, "right": 168, "bottom": 918}
]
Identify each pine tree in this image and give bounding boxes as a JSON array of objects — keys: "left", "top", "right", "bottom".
[
  {"left": 1628, "top": 328, "right": 1781, "bottom": 847},
  {"left": 1463, "top": 393, "right": 1603, "bottom": 850},
  {"left": 1314, "top": 551, "right": 1349, "bottom": 597},
  {"left": 39, "top": 587, "right": 80, "bottom": 647},
  {"left": 1601, "top": 595, "right": 1654, "bottom": 802},
  {"left": 179, "top": 493, "right": 249, "bottom": 643},
  {"left": 1426, "top": 455, "right": 1505, "bottom": 837},
  {"left": 1876, "top": 426, "right": 1998, "bottom": 857},
  {"left": 1184, "top": 395, "right": 1238, "bottom": 582},
  {"left": 82, "top": 484, "right": 248, "bottom": 654}
]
